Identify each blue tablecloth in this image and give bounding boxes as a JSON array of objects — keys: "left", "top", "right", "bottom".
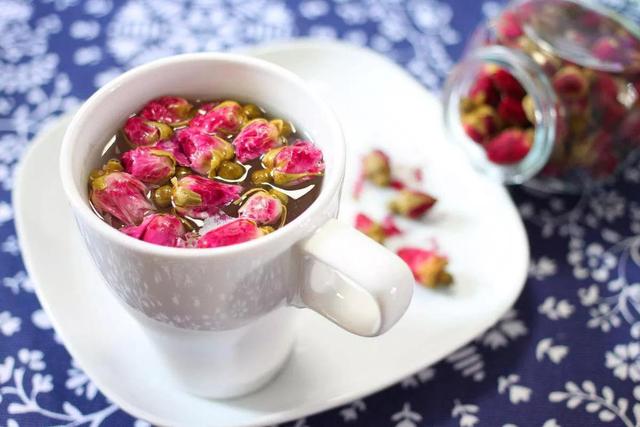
[{"left": 2, "top": 0, "right": 640, "bottom": 425}]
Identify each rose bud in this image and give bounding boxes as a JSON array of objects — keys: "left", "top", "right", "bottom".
[
  {"left": 498, "top": 96, "right": 529, "bottom": 126},
  {"left": 139, "top": 96, "right": 193, "bottom": 126},
  {"left": 90, "top": 171, "right": 153, "bottom": 226},
  {"left": 122, "top": 147, "right": 175, "bottom": 185},
  {"left": 619, "top": 109, "right": 640, "bottom": 144},
  {"left": 232, "top": 118, "right": 281, "bottom": 163},
  {"left": 155, "top": 139, "right": 190, "bottom": 166},
  {"left": 396, "top": 247, "right": 453, "bottom": 288},
  {"left": 600, "top": 98, "right": 626, "bottom": 130},
  {"left": 522, "top": 95, "right": 536, "bottom": 123},
  {"left": 176, "top": 128, "right": 234, "bottom": 177},
  {"left": 468, "top": 73, "right": 500, "bottom": 106},
  {"left": 262, "top": 140, "right": 325, "bottom": 187},
  {"left": 388, "top": 189, "right": 437, "bottom": 219},
  {"left": 123, "top": 116, "right": 172, "bottom": 147},
  {"left": 484, "top": 128, "right": 533, "bottom": 164},
  {"left": 496, "top": 10, "right": 523, "bottom": 42},
  {"left": 354, "top": 213, "right": 385, "bottom": 243},
  {"left": 121, "top": 213, "right": 186, "bottom": 247},
  {"left": 553, "top": 65, "right": 588, "bottom": 101},
  {"left": 382, "top": 215, "right": 403, "bottom": 237},
  {"left": 171, "top": 175, "right": 242, "bottom": 219},
  {"left": 197, "top": 218, "right": 264, "bottom": 248},
  {"left": 591, "top": 36, "right": 623, "bottom": 63},
  {"left": 491, "top": 68, "right": 526, "bottom": 98},
  {"left": 362, "top": 149, "right": 391, "bottom": 186},
  {"left": 238, "top": 189, "right": 285, "bottom": 226},
  {"left": 462, "top": 105, "right": 500, "bottom": 143},
  {"left": 189, "top": 100, "right": 245, "bottom": 135}
]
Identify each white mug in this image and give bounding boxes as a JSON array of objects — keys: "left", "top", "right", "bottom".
[{"left": 59, "top": 53, "right": 414, "bottom": 398}]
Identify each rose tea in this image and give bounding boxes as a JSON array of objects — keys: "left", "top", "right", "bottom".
[{"left": 88, "top": 96, "right": 325, "bottom": 248}]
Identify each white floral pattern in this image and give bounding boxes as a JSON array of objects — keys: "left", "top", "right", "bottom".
[{"left": 1, "top": 0, "right": 640, "bottom": 426}]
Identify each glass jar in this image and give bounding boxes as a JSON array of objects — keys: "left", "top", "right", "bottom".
[{"left": 443, "top": 0, "right": 640, "bottom": 192}]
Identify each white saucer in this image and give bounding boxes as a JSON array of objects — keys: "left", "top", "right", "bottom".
[{"left": 14, "top": 40, "right": 529, "bottom": 427}]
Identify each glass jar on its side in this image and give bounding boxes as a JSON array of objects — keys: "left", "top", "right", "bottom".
[{"left": 443, "top": 0, "right": 640, "bottom": 192}]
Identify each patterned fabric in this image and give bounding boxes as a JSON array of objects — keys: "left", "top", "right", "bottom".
[{"left": 1, "top": 0, "right": 640, "bottom": 425}]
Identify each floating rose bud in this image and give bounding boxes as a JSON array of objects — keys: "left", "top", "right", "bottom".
[
  {"left": 396, "top": 247, "right": 453, "bottom": 288},
  {"left": 140, "top": 96, "right": 193, "bottom": 126},
  {"left": 233, "top": 118, "right": 281, "bottom": 163},
  {"left": 498, "top": 96, "right": 529, "bottom": 126},
  {"left": 388, "top": 189, "right": 437, "bottom": 219},
  {"left": 238, "top": 189, "right": 285, "bottom": 226},
  {"left": 362, "top": 149, "right": 391, "bottom": 186},
  {"left": 155, "top": 139, "right": 189, "bottom": 166},
  {"left": 171, "top": 175, "right": 242, "bottom": 219},
  {"left": 553, "top": 66, "right": 588, "bottom": 101},
  {"left": 121, "top": 213, "right": 186, "bottom": 247},
  {"left": 491, "top": 68, "right": 526, "bottom": 98},
  {"left": 122, "top": 147, "right": 175, "bottom": 185},
  {"left": 123, "top": 116, "right": 172, "bottom": 147},
  {"left": 190, "top": 101, "right": 245, "bottom": 135},
  {"left": 263, "top": 140, "right": 325, "bottom": 187},
  {"left": 484, "top": 128, "right": 532, "bottom": 164},
  {"left": 176, "top": 128, "right": 234, "bottom": 177},
  {"left": 197, "top": 218, "right": 263, "bottom": 248},
  {"left": 591, "top": 36, "right": 623, "bottom": 63},
  {"left": 90, "top": 171, "right": 153, "bottom": 226},
  {"left": 354, "top": 213, "right": 385, "bottom": 243}
]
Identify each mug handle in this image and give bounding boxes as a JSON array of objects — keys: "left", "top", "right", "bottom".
[{"left": 296, "top": 218, "right": 414, "bottom": 337}]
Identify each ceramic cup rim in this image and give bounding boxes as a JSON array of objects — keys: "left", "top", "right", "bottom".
[{"left": 59, "top": 52, "right": 346, "bottom": 259}]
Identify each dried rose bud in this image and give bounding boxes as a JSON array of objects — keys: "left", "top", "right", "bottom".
[
  {"left": 618, "top": 110, "right": 640, "bottom": 145},
  {"left": 189, "top": 100, "right": 245, "bottom": 135},
  {"left": 592, "top": 73, "right": 619, "bottom": 100},
  {"left": 171, "top": 175, "right": 242, "bottom": 219},
  {"left": 553, "top": 65, "right": 588, "bottom": 101},
  {"left": 522, "top": 95, "right": 536, "bottom": 123},
  {"left": 491, "top": 68, "right": 526, "bottom": 98},
  {"left": 462, "top": 105, "right": 500, "bottom": 143},
  {"left": 382, "top": 215, "right": 402, "bottom": 237},
  {"left": 140, "top": 96, "right": 193, "bottom": 126},
  {"left": 121, "top": 213, "right": 186, "bottom": 247},
  {"left": 123, "top": 116, "right": 172, "bottom": 147},
  {"left": 389, "top": 189, "right": 437, "bottom": 219},
  {"left": 498, "top": 96, "right": 529, "bottom": 126},
  {"left": 122, "top": 147, "right": 175, "bottom": 185},
  {"left": 484, "top": 128, "right": 532, "bottom": 164},
  {"left": 238, "top": 189, "right": 285, "bottom": 226},
  {"left": 496, "top": 10, "right": 523, "bottom": 42},
  {"left": 362, "top": 149, "right": 391, "bottom": 186},
  {"left": 263, "top": 140, "right": 325, "bottom": 187},
  {"left": 600, "top": 98, "right": 627, "bottom": 130},
  {"left": 155, "top": 139, "right": 190, "bottom": 166},
  {"left": 354, "top": 213, "right": 385, "bottom": 243},
  {"left": 197, "top": 218, "right": 264, "bottom": 248},
  {"left": 90, "top": 171, "right": 153, "bottom": 226},
  {"left": 591, "top": 36, "right": 623, "bottom": 63},
  {"left": 396, "top": 247, "right": 453, "bottom": 288},
  {"left": 176, "top": 128, "right": 234, "bottom": 177},
  {"left": 233, "top": 118, "right": 281, "bottom": 163},
  {"left": 468, "top": 74, "right": 500, "bottom": 106}
]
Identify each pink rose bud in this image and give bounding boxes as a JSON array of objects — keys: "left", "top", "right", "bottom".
[
  {"left": 388, "top": 189, "right": 437, "bottom": 219},
  {"left": 462, "top": 105, "right": 500, "bottom": 144},
  {"left": 262, "top": 140, "right": 325, "bottom": 187},
  {"left": 484, "top": 128, "right": 533, "bottom": 164},
  {"left": 171, "top": 175, "right": 242, "bottom": 219},
  {"left": 382, "top": 215, "right": 403, "bottom": 237},
  {"left": 233, "top": 118, "right": 281, "bottom": 163},
  {"left": 123, "top": 116, "right": 173, "bottom": 147},
  {"left": 491, "top": 68, "right": 526, "bottom": 98},
  {"left": 121, "top": 213, "right": 186, "bottom": 247},
  {"left": 354, "top": 213, "right": 385, "bottom": 243},
  {"left": 496, "top": 10, "right": 523, "bottom": 42},
  {"left": 238, "top": 190, "right": 284, "bottom": 226},
  {"left": 552, "top": 65, "right": 588, "bottom": 101},
  {"left": 176, "top": 127, "right": 235, "bottom": 177},
  {"left": 140, "top": 96, "right": 193, "bottom": 126},
  {"left": 197, "top": 218, "right": 263, "bottom": 248},
  {"left": 155, "top": 139, "right": 190, "bottom": 166},
  {"left": 122, "top": 147, "right": 175, "bottom": 185},
  {"left": 90, "top": 171, "right": 153, "bottom": 226},
  {"left": 591, "top": 36, "right": 623, "bottom": 63},
  {"left": 362, "top": 149, "right": 391, "bottom": 186},
  {"left": 469, "top": 73, "right": 500, "bottom": 106},
  {"left": 189, "top": 100, "right": 245, "bottom": 135},
  {"left": 498, "top": 96, "right": 529, "bottom": 126},
  {"left": 396, "top": 247, "right": 453, "bottom": 288}
]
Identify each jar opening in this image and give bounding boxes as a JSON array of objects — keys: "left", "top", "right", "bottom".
[{"left": 443, "top": 46, "right": 557, "bottom": 184}]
